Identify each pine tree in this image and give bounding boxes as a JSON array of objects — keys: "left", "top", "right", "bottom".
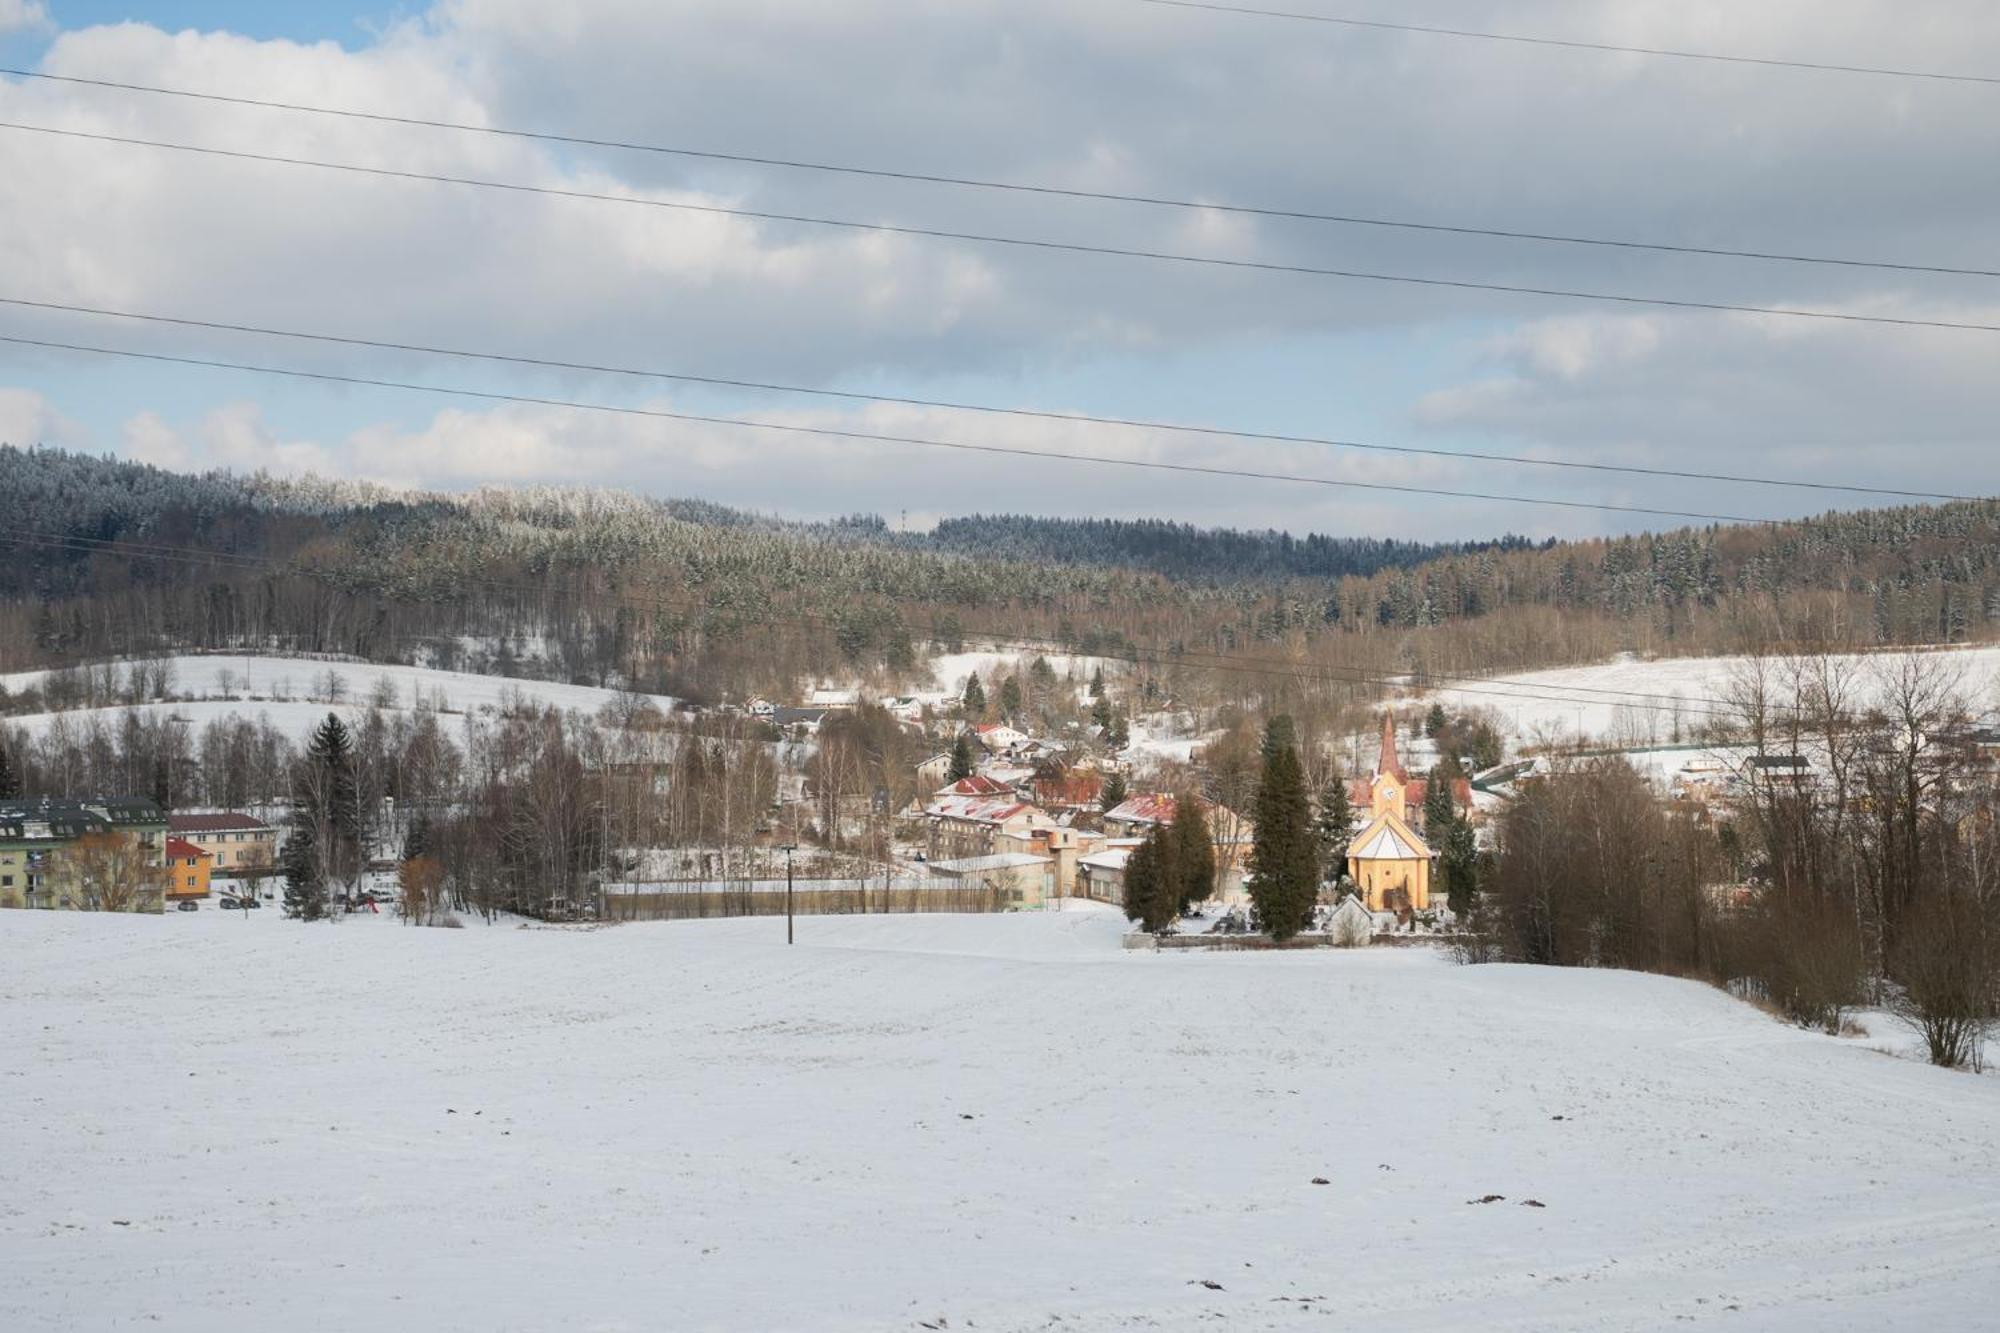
[
  {"left": 962, "top": 672, "right": 986, "bottom": 716},
  {"left": 402, "top": 811, "right": 431, "bottom": 864},
  {"left": 281, "top": 820, "right": 325, "bottom": 921},
  {"left": 1090, "top": 694, "right": 1113, "bottom": 733},
  {"left": 1425, "top": 703, "right": 1448, "bottom": 738},
  {"left": 998, "top": 674, "right": 1023, "bottom": 720},
  {"left": 1121, "top": 827, "right": 1157, "bottom": 926},
  {"left": 1248, "top": 715, "right": 1316, "bottom": 940},
  {"left": 1315, "top": 773, "right": 1354, "bottom": 878},
  {"left": 1442, "top": 818, "right": 1480, "bottom": 919},
  {"left": 1107, "top": 713, "right": 1130, "bottom": 750},
  {"left": 1124, "top": 821, "right": 1181, "bottom": 932},
  {"left": 1099, "top": 770, "right": 1128, "bottom": 812},
  {"left": 948, "top": 733, "right": 975, "bottom": 783},
  {"left": 1172, "top": 795, "right": 1216, "bottom": 912},
  {"left": 1423, "top": 760, "right": 1459, "bottom": 834},
  {"left": 1089, "top": 666, "right": 1106, "bottom": 700},
  {"left": 0, "top": 736, "right": 19, "bottom": 800},
  {"left": 301, "top": 713, "right": 362, "bottom": 897}
]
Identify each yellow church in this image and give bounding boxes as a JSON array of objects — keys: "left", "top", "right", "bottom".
[{"left": 1345, "top": 713, "right": 1454, "bottom": 913}]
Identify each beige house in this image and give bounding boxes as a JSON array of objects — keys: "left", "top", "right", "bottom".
[
  {"left": 922, "top": 794, "right": 1059, "bottom": 860},
  {"left": 167, "top": 812, "right": 278, "bottom": 873},
  {"left": 927, "top": 852, "right": 1056, "bottom": 909}
]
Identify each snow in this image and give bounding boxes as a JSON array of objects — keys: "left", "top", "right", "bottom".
[
  {"left": 0, "top": 655, "right": 676, "bottom": 742},
  {"left": 927, "top": 648, "right": 1110, "bottom": 694},
  {"left": 6, "top": 908, "right": 1998, "bottom": 1331},
  {"left": 1426, "top": 645, "right": 2000, "bottom": 747}
]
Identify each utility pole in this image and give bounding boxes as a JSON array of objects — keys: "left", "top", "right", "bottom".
[{"left": 781, "top": 842, "right": 798, "bottom": 945}]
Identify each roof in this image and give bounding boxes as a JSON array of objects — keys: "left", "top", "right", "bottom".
[
  {"left": 1103, "top": 793, "right": 1180, "bottom": 826},
  {"left": 1377, "top": 712, "right": 1409, "bottom": 783},
  {"left": 929, "top": 853, "right": 1054, "bottom": 874},
  {"left": 924, "top": 794, "right": 1044, "bottom": 826},
  {"left": 0, "top": 796, "right": 166, "bottom": 844},
  {"left": 169, "top": 812, "right": 273, "bottom": 835},
  {"left": 1352, "top": 823, "right": 1428, "bottom": 861},
  {"left": 1079, "top": 848, "right": 1133, "bottom": 872},
  {"left": 165, "top": 838, "right": 211, "bottom": 861},
  {"left": 936, "top": 775, "right": 1013, "bottom": 798}
]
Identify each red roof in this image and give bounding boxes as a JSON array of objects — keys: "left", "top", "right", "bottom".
[
  {"left": 165, "top": 838, "right": 210, "bottom": 861},
  {"left": 1104, "top": 793, "right": 1180, "bottom": 826},
  {"left": 1376, "top": 712, "right": 1409, "bottom": 783},
  {"left": 938, "top": 775, "right": 1012, "bottom": 797},
  {"left": 169, "top": 812, "right": 272, "bottom": 835}
]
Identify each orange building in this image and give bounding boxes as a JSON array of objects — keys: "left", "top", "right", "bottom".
[{"left": 164, "top": 838, "right": 213, "bottom": 901}]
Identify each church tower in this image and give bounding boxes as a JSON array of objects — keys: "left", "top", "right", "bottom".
[{"left": 1347, "top": 711, "right": 1434, "bottom": 913}]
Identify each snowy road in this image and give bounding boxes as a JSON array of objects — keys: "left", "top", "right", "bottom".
[{"left": 4, "top": 907, "right": 1996, "bottom": 1331}]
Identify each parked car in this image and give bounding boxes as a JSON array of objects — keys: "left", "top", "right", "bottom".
[{"left": 176, "top": 900, "right": 199, "bottom": 912}]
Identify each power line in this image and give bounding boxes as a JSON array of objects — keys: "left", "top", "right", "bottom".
[
  {"left": 1132, "top": 0, "right": 2000, "bottom": 86},
  {"left": 2, "top": 65, "right": 1991, "bottom": 281},
  {"left": 0, "top": 527, "right": 1790, "bottom": 721},
  {"left": 2, "top": 295, "right": 1973, "bottom": 504},
  {"left": 9, "top": 120, "right": 2000, "bottom": 339},
  {"left": 0, "top": 330, "right": 1786, "bottom": 525}
]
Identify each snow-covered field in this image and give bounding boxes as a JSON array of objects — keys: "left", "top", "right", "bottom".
[
  {"left": 0, "top": 655, "right": 675, "bottom": 741},
  {"left": 6, "top": 908, "right": 1997, "bottom": 1331},
  {"left": 1427, "top": 646, "right": 2000, "bottom": 746}
]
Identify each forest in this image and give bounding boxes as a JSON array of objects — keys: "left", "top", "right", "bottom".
[{"left": 7, "top": 445, "right": 2000, "bottom": 718}]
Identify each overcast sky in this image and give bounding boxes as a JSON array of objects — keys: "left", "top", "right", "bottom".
[{"left": 2, "top": 0, "right": 1997, "bottom": 540}]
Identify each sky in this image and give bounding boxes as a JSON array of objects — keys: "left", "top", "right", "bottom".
[{"left": 2, "top": 1, "right": 1998, "bottom": 541}]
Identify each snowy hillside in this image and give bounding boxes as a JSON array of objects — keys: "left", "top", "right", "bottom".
[
  {"left": 1427, "top": 645, "right": 2000, "bottom": 746},
  {"left": 0, "top": 655, "right": 675, "bottom": 741},
  {"left": 5, "top": 908, "right": 1995, "bottom": 1331}
]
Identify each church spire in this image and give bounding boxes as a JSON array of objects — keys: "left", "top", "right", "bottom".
[{"left": 1377, "top": 711, "right": 1407, "bottom": 782}]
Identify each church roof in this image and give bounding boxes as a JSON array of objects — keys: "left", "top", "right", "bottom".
[
  {"left": 1377, "top": 712, "right": 1409, "bottom": 783},
  {"left": 1353, "top": 823, "right": 1427, "bottom": 861}
]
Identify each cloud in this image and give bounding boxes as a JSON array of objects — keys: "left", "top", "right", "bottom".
[
  {"left": 0, "top": 387, "right": 83, "bottom": 447},
  {"left": 0, "top": 2, "right": 48, "bottom": 37},
  {"left": 2, "top": 2, "right": 1998, "bottom": 536}
]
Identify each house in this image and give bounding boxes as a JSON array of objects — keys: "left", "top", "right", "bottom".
[
  {"left": 884, "top": 696, "right": 926, "bottom": 724},
  {"left": 927, "top": 852, "right": 1057, "bottom": 908},
  {"left": 1101, "top": 792, "right": 1182, "bottom": 836},
  {"left": 0, "top": 797, "right": 169, "bottom": 913},
  {"left": 968, "top": 722, "right": 1030, "bottom": 754},
  {"left": 991, "top": 825, "right": 1096, "bottom": 899},
  {"left": 164, "top": 838, "right": 213, "bottom": 901},
  {"left": 807, "top": 687, "right": 861, "bottom": 710},
  {"left": 915, "top": 753, "right": 955, "bottom": 791},
  {"left": 1078, "top": 840, "right": 1143, "bottom": 905},
  {"left": 1346, "top": 716, "right": 1435, "bottom": 912},
  {"left": 1032, "top": 768, "right": 1104, "bottom": 815},
  {"left": 935, "top": 774, "right": 1015, "bottom": 799},
  {"left": 747, "top": 698, "right": 777, "bottom": 718},
  {"left": 922, "top": 794, "right": 1059, "bottom": 860},
  {"left": 167, "top": 812, "right": 278, "bottom": 873}
]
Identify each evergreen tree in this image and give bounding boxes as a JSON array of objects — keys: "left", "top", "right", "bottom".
[
  {"left": 1090, "top": 693, "right": 1113, "bottom": 733},
  {"left": 1248, "top": 715, "right": 1316, "bottom": 940},
  {"left": 1123, "top": 821, "right": 1181, "bottom": 932},
  {"left": 1172, "top": 795, "right": 1216, "bottom": 912},
  {"left": 1316, "top": 773, "right": 1355, "bottom": 878},
  {"left": 1425, "top": 703, "right": 1448, "bottom": 738},
  {"left": 1442, "top": 817, "right": 1480, "bottom": 919},
  {"left": 1107, "top": 713, "right": 1130, "bottom": 750},
  {"left": 300, "top": 713, "right": 362, "bottom": 897},
  {"left": 281, "top": 821, "right": 325, "bottom": 921},
  {"left": 962, "top": 672, "right": 986, "bottom": 716},
  {"left": 1099, "top": 769, "right": 1128, "bottom": 812},
  {"left": 1423, "top": 760, "right": 1459, "bottom": 834},
  {"left": 402, "top": 811, "right": 431, "bottom": 864},
  {"left": 0, "top": 736, "right": 19, "bottom": 800},
  {"left": 1089, "top": 666, "right": 1106, "bottom": 699},
  {"left": 150, "top": 756, "right": 170, "bottom": 811},
  {"left": 998, "top": 674, "right": 1024, "bottom": 720},
  {"left": 948, "top": 732, "right": 975, "bottom": 783}
]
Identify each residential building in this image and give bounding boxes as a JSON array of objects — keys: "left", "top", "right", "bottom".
[
  {"left": 164, "top": 838, "right": 214, "bottom": 901},
  {"left": 927, "top": 852, "right": 1056, "bottom": 908},
  {"left": 1101, "top": 791, "right": 1255, "bottom": 900},
  {"left": 0, "top": 797, "right": 169, "bottom": 913},
  {"left": 167, "top": 812, "right": 279, "bottom": 873},
  {"left": 922, "top": 794, "right": 1059, "bottom": 860}
]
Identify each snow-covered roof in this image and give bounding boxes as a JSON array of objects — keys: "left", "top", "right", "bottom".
[
  {"left": 929, "top": 853, "right": 1054, "bottom": 874},
  {"left": 1080, "top": 848, "right": 1132, "bottom": 872},
  {"left": 924, "top": 795, "right": 1046, "bottom": 826},
  {"left": 1353, "top": 824, "right": 1427, "bottom": 861}
]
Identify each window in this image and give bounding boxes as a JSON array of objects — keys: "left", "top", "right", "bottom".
[
  {"left": 1, "top": 875, "right": 11, "bottom": 887},
  {"left": 186, "top": 876, "right": 197, "bottom": 888}
]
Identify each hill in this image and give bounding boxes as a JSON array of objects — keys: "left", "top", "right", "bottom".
[{"left": 6, "top": 906, "right": 1995, "bottom": 1331}]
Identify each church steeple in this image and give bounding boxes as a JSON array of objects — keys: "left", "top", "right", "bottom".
[{"left": 1376, "top": 711, "right": 1408, "bottom": 783}]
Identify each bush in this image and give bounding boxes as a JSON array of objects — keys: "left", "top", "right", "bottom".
[{"left": 1889, "top": 896, "right": 1996, "bottom": 1070}]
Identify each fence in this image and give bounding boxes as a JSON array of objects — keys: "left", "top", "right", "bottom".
[{"left": 604, "top": 877, "right": 1016, "bottom": 921}]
